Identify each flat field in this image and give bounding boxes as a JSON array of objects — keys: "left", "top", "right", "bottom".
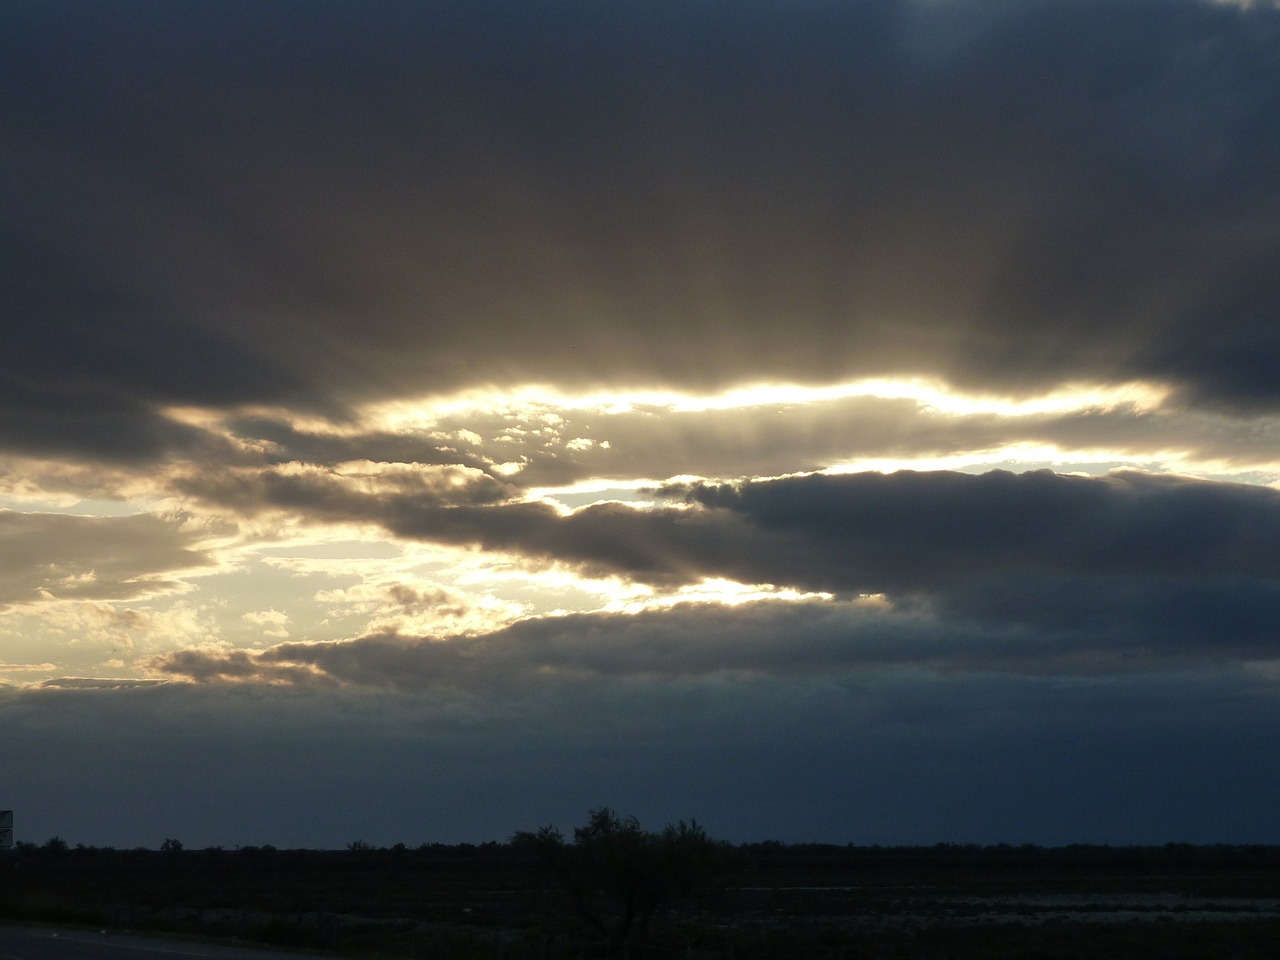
[{"left": 4, "top": 843, "right": 1280, "bottom": 958}]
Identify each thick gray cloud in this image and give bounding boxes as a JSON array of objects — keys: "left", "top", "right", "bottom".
[
  {"left": 0, "top": 376, "right": 211, "bottom": 464},
  {"left": 5, "top": 0, "right": 1280, "bottom": 463},
  {"left": 175, "top": 465, "right": 1280, "bottom": 594},
  {"left": 167, "top": 463, "right": 1280, "bottom": 686},
  {"left": 679, "top": 470, "right": 1280, "bottom": 589},
  {"left": 4, "top": 669, "right": 1280, "bottom": 848}
]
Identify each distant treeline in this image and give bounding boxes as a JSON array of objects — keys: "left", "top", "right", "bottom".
[
  {"left": 11, "top": 834, "right": 1280, "bottom": 868},
  {"left": 7, "top": 816, "right": 1280, "bottom": 960}
]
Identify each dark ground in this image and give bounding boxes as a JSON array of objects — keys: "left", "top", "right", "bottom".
[{"left": 4, "top": 841, "right": 1280, "bottom": 958}]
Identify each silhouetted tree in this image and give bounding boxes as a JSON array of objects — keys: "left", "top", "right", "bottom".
[{"left": 513, "top": 807, "right": 728, "bottom": 952}]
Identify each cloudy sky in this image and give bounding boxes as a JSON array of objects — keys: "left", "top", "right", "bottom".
[{"left": 5, "top": 0, "right": 1280, "bottom": 850}]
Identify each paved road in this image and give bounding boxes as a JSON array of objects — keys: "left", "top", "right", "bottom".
[{"left": 0, "top": 924, "right": 335, "bottom": 960}]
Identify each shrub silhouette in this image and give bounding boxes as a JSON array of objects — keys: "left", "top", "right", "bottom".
[{"left": 513, "top": 807, "right": 727, "bottom": 950}]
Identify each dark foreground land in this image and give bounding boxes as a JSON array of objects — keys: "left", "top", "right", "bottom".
[{"left": 5, "top": 840, "right": 1280, "bottom": 959}]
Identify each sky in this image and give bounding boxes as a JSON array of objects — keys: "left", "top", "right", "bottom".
[{"left": 4, "top": 0, "right": 1280, "bottom": 850}]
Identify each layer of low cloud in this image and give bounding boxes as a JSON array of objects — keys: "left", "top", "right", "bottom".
[
  {"left": 157, "top": 467, "right": 1280, "bottom": 693},
  {"left": 4, "top": 669, "right": 1280, "bottom": 848},
  {"left": 173, "top": 466, "right": 1280, "bottom": 593},
  {"left": 151, "top": 562, "right": 1280, "bottom": 691}
]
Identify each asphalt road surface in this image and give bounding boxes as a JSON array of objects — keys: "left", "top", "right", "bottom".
[{"left": 0, "top": 924, "right": 335, "bottom": 960}]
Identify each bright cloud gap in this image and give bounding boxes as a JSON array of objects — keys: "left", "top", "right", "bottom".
[{"left": 359, "top": 377, "right": 1173, "bottom": 431}]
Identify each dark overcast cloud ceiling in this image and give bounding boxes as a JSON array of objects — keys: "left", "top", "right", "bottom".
[
  {"left": 5, "top": 0, "right": 1280, "bottom": 452},
  {"left": 5, "top": 669, "right": 1278, "bottom": 847},
  {"left": 8, "top": 0, "right": 1280, "bottom": 851}
]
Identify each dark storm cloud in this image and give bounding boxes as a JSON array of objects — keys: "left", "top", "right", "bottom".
[
  {"left": 6, "top": 0, "right": 1280, "bottom": 467},
  {"left": 0, "top": 374, "right": 209, "bottom": 463},
  {"left": 0, "top": 225, "right": 328, "bottom": 461},
  {"left": 932, "top": 572, "right": 1280, "bottom": 654},
  {"left": 8, "top": 663, "right": 1280, "bottom": 848},
  {"left": 0, "top": 511, "right": 217, "bottom": 608},
  {"left": 678, "top": 469, "right": 1280, "bottom": 590}
]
